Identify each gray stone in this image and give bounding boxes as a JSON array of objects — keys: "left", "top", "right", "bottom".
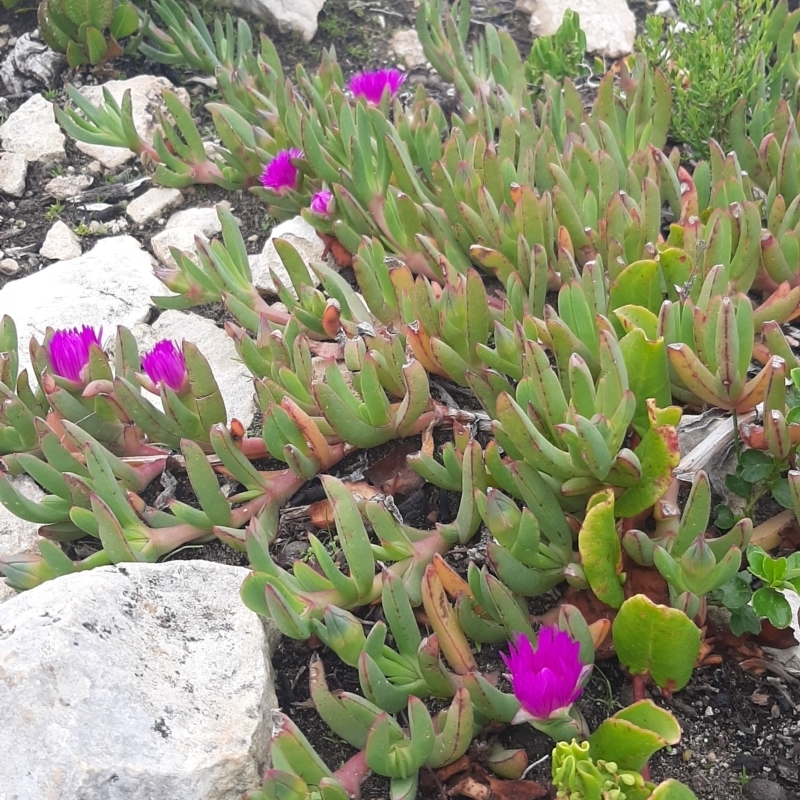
[
  {"left": 0, "top": 93, "right": 66, "bottom": 166},
  {"left": 137, "top": 310, "right": 257, "bottom": 427},
  {"left": 0, "top": 30, "right": 65, "bottom": 95},
  {"left": 0, "top": 152, "right": 27, "bottom": 197},
  {"left": 0, "top": 257, "right": 19, "bottom": 275},
  {"left": 391, "top": 29, "right": 427, "bottom": 69},
  {"left": 251, "top": 216, "right": 323, "bottom": 297},
  {"left": 166, "top": 204, "right": 228, "bottom": 237},
  {"left": 524, "top": 0, "right": 636, "bottom": 59},
  {"left": 151, "top": 226, "right": 209, "bottom": 270},
  {"left": 127, "top": 187, "right": 184, "bottom": 226},
  {"left": 228, "top": 0, "right": 326, "bottom": 41},
  {"left": 743, "top": 779, "right": 789, "bottom": 800},
  {"left": 39, "top": 220, "right": 82, "bottom": 260},
  {"left": 44, "top": 173, "right": 93, "bottom": 200},
  {"left": 0, "top": 561, "right": 279, "bottom": 799},
  {"left": 0, "top": 476, "right": 44, "bottom": 604},
  {"left": 74, "top": 76, "right": 191, "bottom": 169},
  {"left": 0, "top": 235, "right": 165, "bottom": 375}
]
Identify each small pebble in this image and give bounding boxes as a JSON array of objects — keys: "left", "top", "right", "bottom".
[
  {"left": 0, "top": 258, "right": 19, "bottom": 275},
  {"left": 7, "top": 201, "right": 15, "bottom": 210}
]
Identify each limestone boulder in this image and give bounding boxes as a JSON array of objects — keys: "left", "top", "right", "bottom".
[
  {"left": 0, "top": 561, "right": 279, "bottom": 799},
  {"left": 0, "top": 235, "right": 165, "bottom": 374}
]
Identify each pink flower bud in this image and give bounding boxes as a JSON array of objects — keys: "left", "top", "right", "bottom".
[
  {"left": 260, "top": 148, "right": 304, "bottom": 193},
  {"left": 501, "top": 627, "right": 590, "bottom": 719},
  {"left": 310, "top": 190, "right": 335, "bottom": 216},
  {"left": 141, "top": 340, "right": 187, "bottom": 392},
  {"left": 347, "top": 69, "right": 406, "bottom": 104},
  {"left": 47, "top": 326, "right": 102, "bottom": 383}
]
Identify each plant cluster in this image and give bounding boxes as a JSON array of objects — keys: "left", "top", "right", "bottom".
[
  {"left": 525, "top": 9, "right": 603, "bottom": 91},
  {"left": 638, "top": 0, "right": 800, "bottom": 158},
  {"left": 1, "top": 0, "right": 799, "bottom": 797},
  {"left": 38, "top": 0, "right": 142, "bottom": 68}
]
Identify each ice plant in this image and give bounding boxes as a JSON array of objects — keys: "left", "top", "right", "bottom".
[
  {"left": 141, "top": 340, "right": 187, "bottom": 392},
  {"left": 347, "top": 68, "right": 406, "bottom": 103},
  {"left": 260, "top": 148, "right": 303, "bottom": 193},
  {"left": 47, "top": 325, "right": 102, "bottom": 383},
  {"left": 502, "top": 627, "right": 591, "bottom": 740},
  {"left": 310, "top": 190, "right": 334, "bottom": 216}
]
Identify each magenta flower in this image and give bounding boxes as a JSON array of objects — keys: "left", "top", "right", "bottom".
[
  {"left": 347, "top": 68, "right": 406, "bottom": 104},
  {"left": 501, "top": 628, "right": 590, "bottom": 720},
  {"left": 141, "top": 340, "right": 187, "bottom": 392},
  {"left": 260, "top": 148, "right": 304, "bottom": 193},
  {"left": 47, "top": 326, "right": 102, "bottom": 383},
  {"left": 310, "top": 190, "right": 334, "bottom": 216}
]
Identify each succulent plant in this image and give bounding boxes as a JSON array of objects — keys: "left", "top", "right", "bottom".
[{"left": 38, "top": 0, "right": 141, "bottom": 68}]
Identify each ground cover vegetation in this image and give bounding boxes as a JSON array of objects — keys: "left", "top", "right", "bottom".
[{"left": 0, "top": 0, "right": 799, "bottom": 796}]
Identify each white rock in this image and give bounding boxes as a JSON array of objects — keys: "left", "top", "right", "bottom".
[
  {"left": 0, "top": 152, "right": 28, "bottom": 197},
  {"left": 151, "top": 226, "right": 209, "bottom": 270},
  {"left": 229, "top": 0, "right": 326, "bottom": 41},
  {"left": 0, "top": 236, "right": 165, "bottom": 375},
  {"left": 127, "top": 187, "right": 184, "bottom": 226},
  {"left": 526, "top": 0, "right": 636, "bottom": 59},
  {"left": 0, "top": 561, "right": 279, "bottom": 799},
  {"left": 251, "top": 216, "right": 323, "bottom": 297},
  {"left": 39, "top": 220, "right": 82, "bottom": 260},
  {"left": 0, "top": 93, "right": 65, "bottom": 165},
  {"left": 74, "top": 76, "right": 191, "bottom": 169},
  {"left": 391, "top": 29, "right": 427, "bottom": 69},
  {"left": 140, "top": 310, "right": 257, "bottom": 427},
  {"left": 0, "top": 476, "right": 44, "bottom": 603},
  {"left": 44, "top": 173, "right": 93, "bottom": 200},
  {"left": 166, "top": 204, "right": 227, "bottom": 238}
]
